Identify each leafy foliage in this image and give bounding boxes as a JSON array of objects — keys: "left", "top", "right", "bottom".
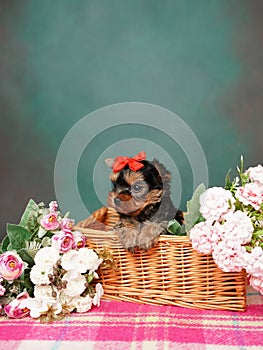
[{"left": 184, "top": 183, "right": 206, "bottom": 234}]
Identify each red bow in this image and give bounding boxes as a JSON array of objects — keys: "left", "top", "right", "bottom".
[{"left": 112, "top": 151, "right": 146, "bottom": 173}]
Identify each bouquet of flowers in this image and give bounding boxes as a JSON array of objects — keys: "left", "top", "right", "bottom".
[
  {"left": 0, "top": 199, "right": 104, "bottom": 321},
  {"left": 187, "top": 157, "right": 263, "bottom": 294}
]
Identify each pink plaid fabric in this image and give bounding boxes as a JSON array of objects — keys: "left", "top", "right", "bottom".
[{"left": 0, "top": 286, "right": 262, "bottom": 350}]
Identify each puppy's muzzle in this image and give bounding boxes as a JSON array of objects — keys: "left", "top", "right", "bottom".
[{"left": 114, "top": 192, "right": 132, "bottom": 205}]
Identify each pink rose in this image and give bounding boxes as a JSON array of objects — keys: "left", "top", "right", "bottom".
[
  {"left": 60, "top": 217, "right": 75, "bottom": 230},
  {"left": 40, "top": 213, "right": 60, "bottom": 231},
  {"left": 72, "top": 231, "right": 86, "bottom": 249},
  {"left": 0, "top": 251, "right": 25, "bottom": 281},
  {"left": 52, "top": 230, "right": 74, "bottom": 253},
  {"left": 4, "top": 292, "right": 30, "bottom": 318}
]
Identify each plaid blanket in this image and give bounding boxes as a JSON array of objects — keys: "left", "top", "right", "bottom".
[{"left": 0, "top": 286, "right": 262, "bottom": 350}]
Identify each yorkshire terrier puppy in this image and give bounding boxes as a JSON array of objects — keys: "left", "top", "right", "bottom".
[{"left": 105, "top": 151, "right": 184, "bottom": 252}]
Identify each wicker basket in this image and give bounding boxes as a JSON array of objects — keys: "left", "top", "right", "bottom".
[{"left": 76, "top": 207, "right": 246, "bottom": 311}]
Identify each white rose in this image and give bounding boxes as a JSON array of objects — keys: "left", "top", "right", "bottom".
[
  {"left": 61, "top": 248, "right": 102, "bottom": 274},
  {"left": 71, "top": 295, "right": 93, "bottom": 313},
  {"left": 27, "top": 298, "right": 62, "bottom": 318},
  {"left": 34, "top": 247, "right": 60, "bottom": 267},
  {"left": 30, "top": 264, "right": 53, "bottom": 285},
  {"left": 34, "top": 285, "right": 58, "bottom": 304},
  {"left": 62, "top": 270, "right": 86, "bottom": 297}
]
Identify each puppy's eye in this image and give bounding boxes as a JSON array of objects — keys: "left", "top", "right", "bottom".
[{"left": 132, "top": 184, "right": 142, "bottom": 193}]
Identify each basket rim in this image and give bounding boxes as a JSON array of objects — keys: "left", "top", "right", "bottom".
[{"left": 75, "top": 225, "right": 191, "bottom": 244}]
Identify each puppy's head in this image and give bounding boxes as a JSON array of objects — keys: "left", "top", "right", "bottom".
[{"left": 105, "top": 152, "right": 171, "bottom": 216}]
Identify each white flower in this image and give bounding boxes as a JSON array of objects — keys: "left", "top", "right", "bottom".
[
  {"left": 49, "top": 200, "right": 59, "bottom": 212},
  {"left": 199, "top": 187, "right": 235, "bottom": 221},
  {"left": 71, "top": 295, "right": 93, "bottom": 313},
  {"left": 34, "top": 247, "right": 60, "bottom": 267},
  {"left": 223, "top": 210, "right": 254, "bottom": 245},
  {"left": 26, "top": 298, "right": 49, "bottom": 318},
  {"left": 59, "top": 292, "right": 76, "bottom": 313},
  {"left": 81, "top": 248, "right": 103, "bottom": 274},
  {"left": 236, "top": 182, "right": 263, "bottom": 210},
  {"left": 34, "top": 285, "right": 58, "bottom": 304},
  {"left": 30, "top": 264, "right": 53, "bottom": 285},
  {"left": 249, "top": 275, "right": 263, "bottom": 295},
  {"left": 243, "top": 246, "right": 263, "bottom": 278},
  {"left": 27, "top": 298, "right": 62, "bottom": 318},
  {"left": 61, "top": 248, "right": 102, "bottom": 274},
  {"left": 212, "top": 240, "right": 246, "bottom": 272},
  {"left": 93, "top": 283, "right": 104, "bottom": 307},
  {"left": 246, "top": 164, "right": 263, "bottom": 185},
  {"left": 189, "top": 220, "right": 222, "bottom": 254},
  {"left": 62, "top": 270, "right": 86, "bottom": 297}
]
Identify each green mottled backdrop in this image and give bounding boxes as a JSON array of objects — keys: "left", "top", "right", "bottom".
[{"left": 0, "top": 0, "right": 262, "bottom": 238}]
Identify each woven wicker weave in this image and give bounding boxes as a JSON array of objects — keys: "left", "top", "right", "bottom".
[{"left": 76, "top": 207, "right": 246, "bottom": 311}]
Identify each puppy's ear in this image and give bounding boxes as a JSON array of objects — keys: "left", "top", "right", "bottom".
[
  {"left": 105, "top": 158, "right": 115, "bottom": 168},
  {"left": 152, "top": 159, "right": 172, "bottom": 190}
]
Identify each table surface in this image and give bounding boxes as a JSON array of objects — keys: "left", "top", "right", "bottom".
[{"left": 0, "top": 286, "right": 262, "bottom": 350}]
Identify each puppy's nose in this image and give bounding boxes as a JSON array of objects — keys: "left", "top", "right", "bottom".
[{"left": 114, "top": 198, "right": 121, "bottom": 206}]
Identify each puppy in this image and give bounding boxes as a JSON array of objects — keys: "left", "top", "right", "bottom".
[{"left": 105, "top": 151, "right": 184, "bottom": 252}]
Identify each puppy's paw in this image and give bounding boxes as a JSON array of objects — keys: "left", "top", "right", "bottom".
[
  {"left": 137, "top": 221, "right": 167, "bottom": 251},
  {"left": 114, "top": 225, "right": 140, "bottom": 253}
]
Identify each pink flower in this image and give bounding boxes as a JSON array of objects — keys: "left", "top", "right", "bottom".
[
  {"left": 212, "top": 240, "right": 246, "bottom": 272},
  {"left": 223, "top": 210, "right": 254, "bottom": 245},
  {"left": 49, "top": 201, "right": 59, "bottom": 212},
  {"left": 72, "top": 231, "right": 86, "bottom": 249},
  {"left": 189, "top": 221, "right": 222, "bottom": 254},
  {"left": 246, "top": 164, "right": 263, "bottom": 185},
  {"left": 236, "top": 182, "right": 263, "bottom": 210},
  {"left": 249, "top": 275, "right": 263, "bottom": 295},
  {"left": 199, "top": 187, "right": 235, "bottom": 221},
  {"left": 0, "top": 284, "right": 6, "bottom": 296},
  {"left": 51, "top": 230, "right": 74, "bottom": 253},
  {"left": 243, "top": 246, "right": 263, "bottom": 277},
  {"left": 0, "top": 251, "right": 25, "bottom": 281},
  {"left": 4, "top": 292, "right": 30, "bottom": 318},
  {"left": 60, "top": 217, "right": 75, "bottom": 230},
  {"left": 40, "top": 213, "right": 60, "bottom": 231}
]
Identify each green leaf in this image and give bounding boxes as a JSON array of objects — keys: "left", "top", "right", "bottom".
[
  {"left": 6, "top": 224, "right": 32, "bottom": 251},
  {"left": 87, "top": 274, "right": 94, "bottom": 284},
  {"left": 185, "top": 183, "right": 206, "bottom": 234},
  {"left": 41, "top": 236, "right": 51, "bottom": 247},
  {"left": 0, "top": 235, "right": 10, "bottom": 253},
  {"left": 17, "top": 248, "right": 34, "bottom": 266},
  {"left": 224, "top": 168, "right": 232, "bottom": 190},
  {"left": 23, "top": 270, "right": 34, "bottom": 296},
  {"left": 167, "top": 219, "right": 183, "bottom": 236},
  {"left": 19, "top": 199, "right": 38, "bottom": 231},
  {"left": 37, "top": 226, "right": 47, "bottom": 239}
]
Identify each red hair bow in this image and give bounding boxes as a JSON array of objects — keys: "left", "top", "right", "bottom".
[{"left": 112, "top": 151, "right": 146, "bottom": 173}]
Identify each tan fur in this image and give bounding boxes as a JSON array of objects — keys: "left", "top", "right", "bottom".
[{"left": 124, "top": 170, "right": 145, "bottom": 185}]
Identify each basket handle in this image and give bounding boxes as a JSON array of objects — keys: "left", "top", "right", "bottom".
[{"left": 76, "top": 206, "right": 109, "bottom": 228}]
